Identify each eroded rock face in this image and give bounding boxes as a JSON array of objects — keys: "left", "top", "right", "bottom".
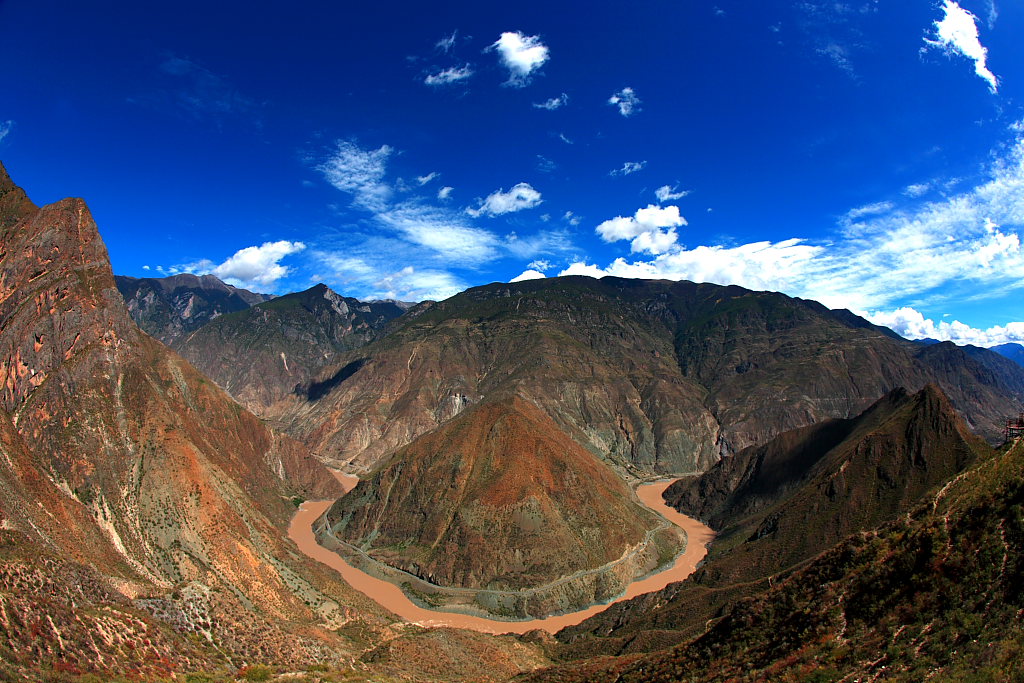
[
  {"left": 276, "top": 277, "right": 1023, "bottom": 475},
  {"left": 0, "top": 164, "right": 399, "bottom": 674},
  {"left": 116, "top": 273, "right": 271, "bottom": 346},
  {"left": 318, "top": 395, "right": 682, "bottom": 618},
  {"left": 174, "top": 283, "right": 407, "bottom": 415}
]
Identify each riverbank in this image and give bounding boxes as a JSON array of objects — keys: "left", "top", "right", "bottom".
[{"left": 288, "top": 477, "right": 714, "bottom": 635}]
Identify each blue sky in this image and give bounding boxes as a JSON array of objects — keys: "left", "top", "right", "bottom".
[{"left": 2, "top": 0, "right": 1023, "bottom": 345}]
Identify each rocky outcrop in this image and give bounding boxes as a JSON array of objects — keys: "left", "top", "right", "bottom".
[
  {"left": 317, "top": 395, "right": 682, "bottom": 618},
  {"left": 174, "top": 283, "right": 407, "bottom": 415},
  {"left": 115, "top": 272, "right": 271, "bottom": 346}
]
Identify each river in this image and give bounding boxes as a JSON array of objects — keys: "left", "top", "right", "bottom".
[{"left": 287, "top": 473, "right": 714, "bottom": 635}]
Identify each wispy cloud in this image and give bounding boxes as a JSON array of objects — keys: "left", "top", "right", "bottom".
[
  {"left": 424, "top": 64, "right": 474, "bottom": 86},
  {"left": 924, "top": 0, "right": 999, "bottom": 93},
  {"left": 318, "top": 141, "right": 394, "bottom": 212},
  {"left": 536, "top": 155, "right": 557, "bottom": 173},
  {"left": 436, "top": 31, "right": 458, "bottom": 54},
  {"left": 608, "top": 87, "right": 641, "bottom": 117},
  {"left": 156, "top": 55, "right": 256, "bottom": 119},
  {"left": 466, "top": 182, "right": 543, "bottom": 217},
  {"left": 844, "top": 200, "right": 894, "bottom": 221},
  {"left": 489, "top": 32, "right": 549, "bottom": 86},
  {"left": 561, "top": 122, "right": 1024, "bottom": 314},
  {"left": 903, "top": 183, "right": 931, "bottom": 198},
  {"left": 655, "top": 184, "right": 689, "bottom": 202},
  {"left": 610, "top": 160, "right": 647, "bottom": 176},
  {"left": 313, "top": 141, "right": 569, "bottom": 300},
  {"left": 0, "top": 120, "right": 12, "bottom": 143},
  {"left": 533, "top": 93, "right": 568, "bottom": 110},
  {"left": 314, "top": 252, "right": 467, "bottom": 301}
]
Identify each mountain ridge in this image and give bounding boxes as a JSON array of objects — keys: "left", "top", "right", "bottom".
[{"left": 269, "top": 276, "right": 1022, "bottom": 478}]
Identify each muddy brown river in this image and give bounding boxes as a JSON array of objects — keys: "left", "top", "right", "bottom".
[{"left": 288, "top": 473, "right": 714, "bottom": 634}]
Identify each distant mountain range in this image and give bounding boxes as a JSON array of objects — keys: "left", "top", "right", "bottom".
[
  {"left": 115, "top": 272, "right": 273, "bottom": 345},
  {"left": 992, "top": 342, "right": 1024, "bottom": 366}
]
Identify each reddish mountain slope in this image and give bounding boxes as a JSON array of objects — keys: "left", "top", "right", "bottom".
[{"left": 320, "top": 396, "right": 681, "bottom": 617}]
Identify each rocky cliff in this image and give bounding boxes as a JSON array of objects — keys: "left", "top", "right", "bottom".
[
  {"left": 0, "top": 163, "right": 383, "bottom": 676},
  {"left": 174, "top": 283, "right": 407, "bottom": 414},
  {"left": 116, "top": 272, "right": 271, "bottom": 345}
]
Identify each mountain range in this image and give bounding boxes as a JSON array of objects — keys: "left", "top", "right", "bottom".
[
  {"left": 3, "top": 158, "right": 1024, "bottom": 681},
  {"left": 0, "top": 162, "right": 543, "bottom": 682}
]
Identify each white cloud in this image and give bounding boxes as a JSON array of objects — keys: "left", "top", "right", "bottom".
[
  {"left": 560, "top": 262, "right": 609, "bottom": 278},
  {"left": 536, "top": 155, "right": 556, "bottom": 173},
  {"left": 318, "top": 141, "right": 393, "bottom": 212},
  {"left": 610, "top": 160, "right": 647, "bottom": 176},
  {"left": 925, "top": 0, "right": 999, "bottom": 93},
  {"left": 417, "top": 172, "right": 439, "bottom": 185},
  {"left": 504, "top": 229, "right": 572, "bottom": 260},
  {"left": 655, "top": 185, "right": 689, "bottom": 202},
  {"left": 437, "top": 186, "right": 454, "bottom": 200},
  {"left": 845, "top": 201, "right": 894, "bottom": 221},
  {"left": 562, "top": 211, "right": 582, "bottom": 226},
  {"left": 436, "top": 31, "right": 458, "bottom": 53},
  {"left": 818, "top": 43, "right": 854, "bottom": 76},
  {"left": 534, "top": 93, "right": 568, "bottom": 110},
  {"left": 173, "top": 241, "right": 306, "bottom": 291},
  {"left": 382, "top": 204, "right": 498, "bottom": 262},
  {"left": 608, "top": 87, "right": 641, "bottom": 117},
  {"left": 558, "top": 133, "right": 573, "bottom": 145},
  {"left": 510, "top": 269, "right": 546, "bottom": 282},
  {"left": 559, "top": 238, "right": 823, "bottom": 293},
  {"left": 316, "top": 253, "right": 466, "bottom": 301},
  {"left": 864, "top": 306, "right": 1024, "bottom": 347},
  {"left": 317, "top": 142, "right": 496, "bottom": 264},
  {"left": 489, "top": 32, "right": 549, "bottom": 86},
  {"left": 467, "top": 182, "right": 543, "bottom": 217},
  {"left": 596, "top": 204, "right": 686, "bottom": 255},
  {"left": 527, "top": 259, "right": 553, "bottom": 271},
  {"left": 0, "top": 121, "right": 12, "bottom": 143},
  {"left": 903, "top": 183, "right": 931, "bottom": 198},
  {"left": 561, "top": 125, "right": 1024, "bottom": 314},
  {"left": 424, "top": 64, "right": 474, "bottom": 86}
]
